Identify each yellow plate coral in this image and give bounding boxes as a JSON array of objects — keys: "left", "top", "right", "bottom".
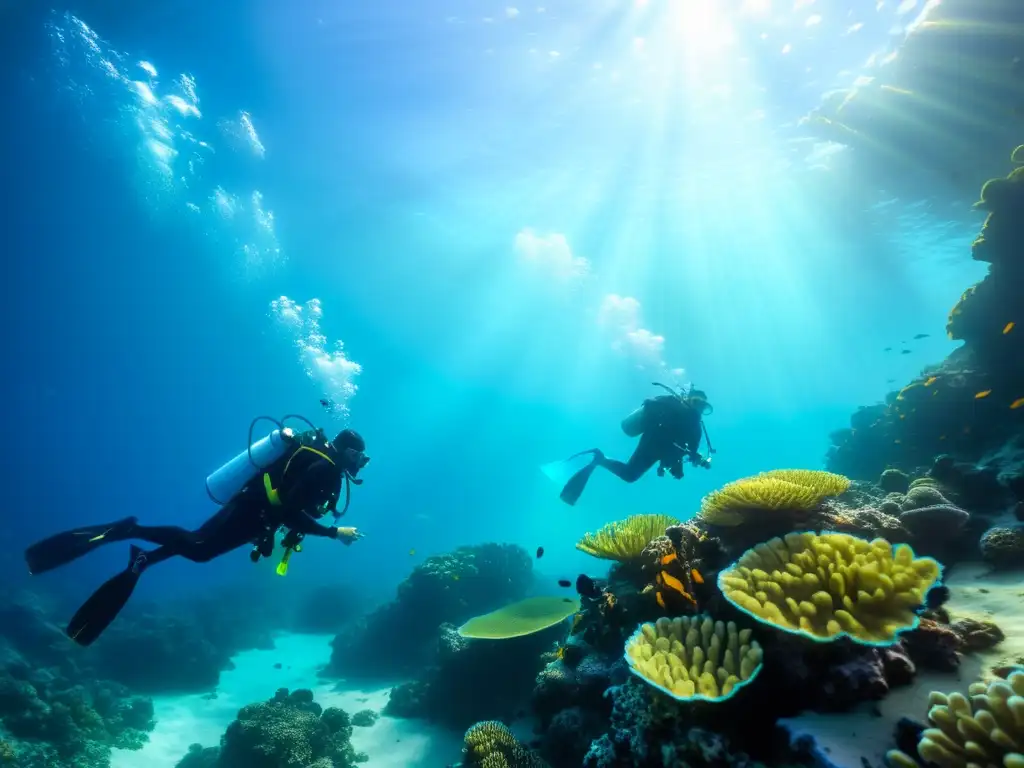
[
  {"left": 718, "top": 531, "right": 941, "bottom": 646},
  {"left": 576, "top": 514, "right": 680, "bottom": 561},
  {"left": 457, "top": 596, "right": 581, "bottom": 639},
  {"left": 698, "top": 470, "right": 850, "bottom": 527},
  {"left": 624, "top": 614, "right": 763, "bottom": 702},
  {"left": 885, "top": 671, "right": 1024, "bottom": 768}
]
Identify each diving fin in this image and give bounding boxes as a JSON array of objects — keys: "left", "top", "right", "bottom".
[
  {"left": 25, "top": 517, "right": 138, "bottom": 575},
  {"left": 558, "top": 450, "right": 603, "bottom": 506},
  {"left": 66, "top": 545, "right": 147, "bottom": 647},
  {"left": 540, "top": 449, "right": 602, "bottom": 489}
]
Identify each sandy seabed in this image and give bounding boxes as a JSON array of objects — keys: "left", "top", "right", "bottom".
[
  {"left": 110, "top": 633, "right": 463, "bottom": 768},
  {"left": 782, "top": 561, "right": 1024, "bottom": 768}
]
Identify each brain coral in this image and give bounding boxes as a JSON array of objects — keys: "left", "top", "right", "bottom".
[
  {"left": 698, "top": 470, "right": 850, "bottom": 526},
  {"left": 885, "top": 671, "right": 1024, "bottom": 768},
  {"left": 624, "top": 615, "right": 763, "bottom": 702},
  {"left": 718, "top": 531, "right": 941, "bottom": 646}
]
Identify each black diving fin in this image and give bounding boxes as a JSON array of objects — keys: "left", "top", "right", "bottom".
[
  {"left": 25, "top": 517, "right": 138, "bottom": 575},
  {"left": 559, "top": 450, "right": 602, "bottom": 506},
  {"left": 66, "top": 545, "right": 148, "bottom": 647}
]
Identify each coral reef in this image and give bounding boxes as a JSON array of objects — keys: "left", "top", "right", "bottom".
[
  {"left": 884, "top": 671, "right": 1024, "bottom": 768},
  {"left": 174, "top": 688, "right": 366, "bottom": 767},
  {"left": 624, "top": 615, "right": 763, "bottom": 701},
  {"left": 581, "top": 680, "right": 774, "bottom": 768},
  {"left": 325, "top": 543, "right": 534, "bottom": 679},
  {"left": 384, "top": 621, "right": 560, "bottom": 729},
  {"left": 575, "top": 515, "right": 679, "bottom": 561},
  {"left": 350, "top": 710, "right": 378, "bottom": 728},
  {"left": 828, "top": 147, "right": 1024, "bottom": 482},
  {"left": 462, "top": 720, "right": 548, "bottom": 767},
  {"left": 0, "top": 590, "right": 156, "bottom": 768},
  {"left": 718, "top": 532, "right": 941, "bottom": 645},
  {"left": 979, "top": 524, "right": 1024, "bottom": 569}
]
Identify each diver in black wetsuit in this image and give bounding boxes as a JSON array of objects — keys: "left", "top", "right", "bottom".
[
  {"left": 24, "top": 425, "right": 370, "bottom": 646},
  {"left": 556, "top": 385, "right": 715, "bottom": 506}
]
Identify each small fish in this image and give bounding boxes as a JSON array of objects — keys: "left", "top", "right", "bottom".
[
  {"left": 901, "top": 349, "right": 911, "bottom": 355},
  {"left": 320, "top": 398, "right": 335, "bottom": 410},
  {"left": 536, "top": 546, "right": 544, "bottom": 559},
  {"left": 576, "top": 574, "right": 601, "bottom": 599},
  {"left": 925, "top": 584, "right": 950, "bottom": 610},
  {"left": 975, "top": 390, "right": 992, "bottom": 399},
  {"left": 452, "top": 574, "right": 460, "bottom": 581},
  {"left": 570, "top": 613, "right": 585, "bottom": 634},
  {"left": 1004, "top": 322, "right": 1015, "bottom": 335},
  {"left": 555, "top": 646, "right": 566, "bottom": 661},
  {"left": 660, "top": 553, "right": 678, "bottom": 566},
  {"left": 409, "top": 549, "right": 416, "bottom": 556},
  {"left": 883, "top": 347, "right": 892, "bottom": 352},
  {"left": 913, "top": 333, "right": 929, "bottom": 340},
  {"left": 887, "top": 378, "right": 896, "bottom": 384},
  {"left": 691, "top": 568, "right": 704, "bottom": 585},
  {"left": 655, "top": 592, "right": 666, "bottom": 609},
  {"left": 924, "top": 376, "right": 938, "bottom": 386},
  {"left": 557, "top": 579, "right": 571, "bottom": 588},
  {"left": 1011, "top": 398, "right": 1024, "bottom": 410}
]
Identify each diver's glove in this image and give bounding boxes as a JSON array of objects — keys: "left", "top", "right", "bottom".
[{"left": 335, "top": 526, "right": 364, "bottom": 545}]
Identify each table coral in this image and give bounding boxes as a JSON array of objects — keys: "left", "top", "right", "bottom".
[
  {"left": 698, "top": 470, "right": 850, "bottom": 527},
  {"left": 575, "top": 515, "right": 679, "bottom": 561},
  {"left": 624, "top": 615, "right": 763, "bottom": 702},
  {"left": 718, "top": 532, "right": 941, "bottom": 646},
  {"left": 885, "top": 671, "right": 1024, "bottom": 768}
]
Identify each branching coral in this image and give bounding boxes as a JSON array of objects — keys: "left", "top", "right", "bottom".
[
  {"left": 624, "top": 615, "right": 763, "bottom": 702},
  {"left": 576, "top": 515, "right": 679, "bottom": 561},
  {"left": 885, "top": 671, "right": 1024, "bottom": 768},
  {"left": 718, "top": 532, "right": 941, "bottom": 645},
  {"left": 698, "top": 470, "right": 850, "bottom": 527},
  {"left": 463, "top": 720, "right": 549, "bottom": 767}
]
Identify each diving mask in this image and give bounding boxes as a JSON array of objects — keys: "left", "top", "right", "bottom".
[{"left": 343, "top": 447, "right": 370, "bottom": 475}]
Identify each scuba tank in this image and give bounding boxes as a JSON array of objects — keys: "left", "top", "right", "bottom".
[
  {"left": 205, "top": 415, "right": 319, "bottom": 505},
  {"left": 621, "top": 407, "right": 646, "bottom": 437}
]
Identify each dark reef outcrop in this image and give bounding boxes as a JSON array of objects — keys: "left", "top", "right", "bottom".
[{"left": 323, "top": 543, "right": 534, "bottom": 680}]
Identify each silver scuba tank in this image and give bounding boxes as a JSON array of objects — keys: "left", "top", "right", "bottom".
[
  {"left": 621, "top": 406, "right": 647, "bottom": 437},
  {"left": 205, "top": 427, "right": 294, "bottom": 504}
]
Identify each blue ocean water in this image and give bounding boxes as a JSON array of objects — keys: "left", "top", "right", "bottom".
[{"left": 0, "top": 0, "right": 1013, "bottom": 766}]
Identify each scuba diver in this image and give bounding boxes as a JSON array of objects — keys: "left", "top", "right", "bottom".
[
  {"left": 553, "top": 384, "right": 715, "bottom": 506},
  {"left": 24, "top": 416, "right": 370, "bottom": 647}
]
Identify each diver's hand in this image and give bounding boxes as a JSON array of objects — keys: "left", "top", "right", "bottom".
[{"left": 335, "top": 526, "right": 363, "bottom": 545}]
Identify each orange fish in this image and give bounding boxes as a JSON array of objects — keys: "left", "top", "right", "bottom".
[
  {"left": 691, "top": 568, "right": 704, "bottom": 585},
  {"left": 924, "top": 377, "right": 938, "bottom": 386},
  {"left": 975, "top": 390, "right": 992, "bottom": 399},
  {"left": 660, "top": 553, "right": 678, "bottom": 566},
  {"left": 1011, "top": 398, "right": 1024, "bottom": 410},
  {"left": 1003, "top": 322, "right": 1015, "bottom": 335},
  {"left": 660, "top": 571, "right": 687, "bottom": 594},
  {"left": 655, "top": 592, "right": 666, "bottom": 609}
]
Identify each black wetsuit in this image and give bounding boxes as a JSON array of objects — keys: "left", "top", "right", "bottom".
[
  {"left": 127, "top": 454, "right": 343, "bottom": 567},
  {"left": 602, "top": 395, "right": 704, "bottom": 481},
  {"left": 559, "top": 396, "right": 706, "bottom": 506}
]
